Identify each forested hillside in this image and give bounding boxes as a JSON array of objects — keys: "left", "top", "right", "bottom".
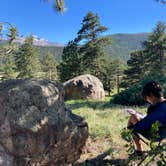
[
  {"left": 38, "top": 33, "right": 149, "bottom": 62},
  {"left": 37, "top": 45, "right": 64, "bottom": 61},
  {"left": 39, "top": 33, "right": 149, "bottom": 61},
  {"left": 0, "top": 33, "right": 149, "bottom": 62},
  {"left": 105, "top": 33, "right": 149, "bottom": 61}
]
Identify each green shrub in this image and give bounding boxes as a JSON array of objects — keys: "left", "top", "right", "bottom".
[
  {"left": 111, "top": 78, "right": 166, "bottom": 106},
  {"left": 111, "top": 82, "right": 145, "bottom": 106}
]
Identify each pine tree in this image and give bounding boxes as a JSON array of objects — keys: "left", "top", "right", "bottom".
[
  {"left": 77, "top": 12, "right": 108, "bottom": 42},
  {"left": 0, "top": 26, "right": 18, "bottom": 57},
  {"left": 143, "top": 21, "right": 166, "bottom": 78},
  {"left": 2, "top": 55, "right": 16, "bottom": 80},
  {"left": 76, "top": 11, "right": 111, "bottom": 76},
  {"left": 15, "top": 35, "right": 41, "bottom": 78},
  {"left": 112, "top": 58, "right": 126, "bottom": 94},
  {"left": 80, "top": 42, "right": 103, "bottom": 74},
  {"left": 41, "top": 52, "right": 58, "bottom": 80},
  {"left": 58, "top": 40, "right": 81, "bottom": 82},
  {"left": 42, "top": 0, "right": 65, "bottom": 12},
  {"left": 0, "top": 24, "right": 18, "bottom": 78},
  {"left": 42, "top": 0, "right": 166, "bottom": 13},
  {"left": 123, "top": 50, "right": 145, "bottom": 87},
  {"left": 54, "top": 0, "right": 65, "bottom": 12},
  {"left": 57, "top": 12, "right": 111, "bottom": 83},
  {"left": 7, "top": 26, "right": 18, "bottom": 44},
  {"left": 122, "top": 21, "right": 166, "bottom": 88},
  {"left": 97, "top": 56, "right": 116, "bottom": 96}
]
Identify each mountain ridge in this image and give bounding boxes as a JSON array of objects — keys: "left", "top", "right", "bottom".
[{"left": 0, "top": 33, "right": 150, "bottom": 62}]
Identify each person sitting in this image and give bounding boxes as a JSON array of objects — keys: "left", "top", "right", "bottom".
[{"left": 127, "top": 81, "right": 166, "bottom": 155}]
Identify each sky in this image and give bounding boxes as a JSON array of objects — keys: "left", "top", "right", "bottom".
[{"left": 1, "top": 0, "right": 166, "bottom": 44}]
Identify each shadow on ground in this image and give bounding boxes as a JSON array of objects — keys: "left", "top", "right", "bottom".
[
  {"left": 73, "top": 151, "right": 128, "bottom": 166},
  {"left": 66, "top": 100, "right": 112, "bottom": 110}
]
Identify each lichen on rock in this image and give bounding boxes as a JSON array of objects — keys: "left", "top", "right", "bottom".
[{"left": 0, "top": 79, "right": 88, "bottom": 165}]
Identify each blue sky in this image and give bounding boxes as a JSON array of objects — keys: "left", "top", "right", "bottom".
[{"left": 1, "top": 0, "right": 166, "bottom": 44}]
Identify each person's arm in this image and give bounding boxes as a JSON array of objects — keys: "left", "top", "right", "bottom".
[{"left": 128, "top": 112, "right": 158, "bottom": 133}]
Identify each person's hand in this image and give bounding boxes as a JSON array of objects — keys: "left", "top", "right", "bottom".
[{"left": 126, "top": 108, "right": 136, "bottom": 115}]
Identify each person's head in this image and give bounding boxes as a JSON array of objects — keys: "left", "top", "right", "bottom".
[{"left": 141, "top": 81, "right": 164, "bottom": 104}]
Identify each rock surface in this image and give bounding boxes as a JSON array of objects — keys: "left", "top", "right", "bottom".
[
  {"left": 0, "top": 79, "right": 88, "bottom": 166},
  {"left": 64, "top": 74, "right": 105, "bottom": 100}
]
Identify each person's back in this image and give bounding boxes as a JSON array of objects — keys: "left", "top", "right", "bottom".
[{"left": 127, "top": 81, "right": 166, "bottom": 154}]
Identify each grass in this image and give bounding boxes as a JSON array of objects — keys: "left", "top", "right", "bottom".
[
  {"left": 66, "top": 98, "right": 147, "bottom": 164},
  {"left": 66, "top": 98, "right": 146, "bottom": 142}
]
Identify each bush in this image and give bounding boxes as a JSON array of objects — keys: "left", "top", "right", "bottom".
[
  {"left": 111, "top": 78, "right": 166, "bottom": 106},
  {"left": 111, "top": 83, "right": 145, "bottom": 106}
]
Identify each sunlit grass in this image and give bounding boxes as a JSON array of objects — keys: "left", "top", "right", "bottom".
[
  {"left": 66, "top": 99, "right": 146, "bottom": 146},
  {"left": 65, "top": 99, "right": 149, "bottom": 162}
]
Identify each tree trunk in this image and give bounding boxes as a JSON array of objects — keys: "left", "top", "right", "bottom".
[{"left": 117, "top": 75, "right": 120, "bottom": 94}]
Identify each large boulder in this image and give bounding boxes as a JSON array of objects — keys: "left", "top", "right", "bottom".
[
  {"left": 0, "top": 79, "right": 88, "bottom": 166},
  {"left": 64, "top": 74, "right": 105, "bottom": 100}
]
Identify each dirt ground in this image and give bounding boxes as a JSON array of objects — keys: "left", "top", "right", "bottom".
[
  {"left": 73, "top": 137, "right": 128, "bottom": 166},
  {"left": 73, "top": 137, "right": 166, "bottom": 166}
]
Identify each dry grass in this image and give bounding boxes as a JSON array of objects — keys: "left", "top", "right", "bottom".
[{"left": 66, "top": 99, "right": 146, "bottom": 165}]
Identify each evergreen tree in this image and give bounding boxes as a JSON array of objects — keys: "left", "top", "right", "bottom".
[
  {"left": 2, "top": 55, "right": 16, "bottom": 80},
  {"left": 97, "top": 56, "right": 116, "bottom": 96},
  {"left": 57, "top": 12, "right": 111, "bottom": 83},
  {"left": 112, "top": 58, "right": 126, "bottom": 94},
  {"left": 80, "top": 42, "right": 104, "bottom": 74},
  {"left": 41, "top": 52, "right": 58, "bottom": 80},
  {"left": 43, "top": 0, "right": 65, "bottom": 12},
  {"left": 7, "top": 26, "right": 18, "bottom": 44},
  {"left": 43, "top": 0, "right": 166, "bottom": 13},
  {"left": 54, "top": 0, "right": 65, "bottom": 12},
  {"left": 58, "top": 40, "right": 81, "bottom": 82},
  {"left": 143, "top": 21, "right": 166, "bottom": 78},
  {"left": 77, "top": 12, "right": 108, "bottom": 42},
  {"left": 121, "top": 21, "right": 166, "bottom": 90},
  {"left": 0, "top": 25, "right": 18, "bottom": 57},
  {"left": 95, "top": 56, "right": 125, "bottom": 95},
  {"left": 76, "top": 11, "right": 111, "bottom": 76},
  {"left": 0, "top": 24, "right": 18, "bottom": 78},
  {"left": 15, "top": 35, "right": 41, "bottom": 78},
  {"left": 123, "top": 50, "right": 145, "bottom": 87}
]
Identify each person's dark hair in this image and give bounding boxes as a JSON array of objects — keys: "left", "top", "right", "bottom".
[{"left": 141, "top": 81, "right": 163, "bottom": 99}]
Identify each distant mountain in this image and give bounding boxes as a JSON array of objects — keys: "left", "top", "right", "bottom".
[
  {"left": 0, "top": 35, "right": 65, "bottom": 61},
  {"left": 0, "top": 33, "right": 150, "bottom": 62},
  {"left": 0, "top": 35, "right": 64, "bottom": 47},
  {"left": 104, "top": 33, "right": 149, "bottom": 61},
  {"left": 37, "top": 33, "right": 149, "bottom": 62},
  {"left": 14, "top": 35, "right": 65, "bottom": 47}
]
